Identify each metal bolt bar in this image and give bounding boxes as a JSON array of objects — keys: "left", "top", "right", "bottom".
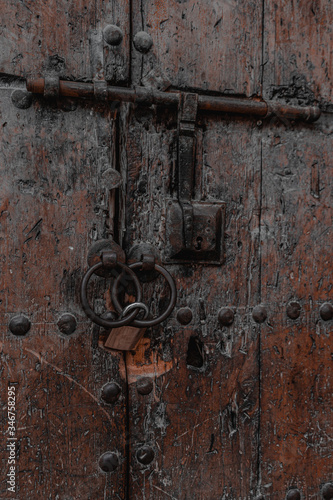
[{"left": 26, "top": 78, "right": 321, "bottom": 122}]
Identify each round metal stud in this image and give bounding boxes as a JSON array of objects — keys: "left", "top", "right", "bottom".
[
  {"left": 320, "top": 303, "right": 333, "bottom": 321},
  {"left": 99, "top": 451, "right": 119, "bottom": 472},
  {"left": 286, "top": 489, "right": 301, "bottom": 500},
  {"left": 11, "top": 89, "right": 33, "bottom": 109},
  {"left": 322, "top": 483, "right": 333, "bottom": 499},
  {"left": 218, "top": 308, "right": 234, "bottom": 326},
  {"left": 136, "top": 445, "right": 155, "bottom": 465},
  {"left": 177, "top": 307, "right": 193, "bottom": 325},
  {"left": 9, "top": 315, "right": 31, "bottom": 336},
  {"left": 287, "top": 302, "right": 301, "bottom": 320},
  {"left": 133, "top": 31, "right": 153, "bottom": 53},
  {"left": 252, "top": 305, "right": 267, "bottom": 324},
  {"left": 101, "top": 382, "right": 121, "bottom": 404},
  {"left": 57, "top": 314, "right": 77, "bottom": 335},
  {"left": 103, "top": 25, "right": 123, "bottom": 46},
  {"left": 136, "top": 377, "right": 154, "bottom": 395}
]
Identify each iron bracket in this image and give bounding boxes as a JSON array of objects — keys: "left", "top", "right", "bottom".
[{"left": 165, "top": 92, "right": 226, "bottom": 264}]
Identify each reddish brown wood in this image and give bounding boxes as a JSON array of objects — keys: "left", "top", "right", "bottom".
[
  {"left": 0, "top": 90, "right": 127, "bottom": 498},
  {"left": 131, "top": 0, "right": 263, "bottom": 95},
  {"left": 123, "top": 106, "right": 262, "bottom": 497},
  {"left": 0, "top": 0, "right": 130, "bottom": 83}
]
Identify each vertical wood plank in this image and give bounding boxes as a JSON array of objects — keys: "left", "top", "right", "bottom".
[{"left": 123, "top": 104, "right": 262, "bottom": 497}]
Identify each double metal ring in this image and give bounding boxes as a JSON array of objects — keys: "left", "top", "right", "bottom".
[
  {"left": 112, "top": 262, "right": 177, "bottom": 327},
  {"left": 80, "top": 261, "right": 143, "bottom": 328}
]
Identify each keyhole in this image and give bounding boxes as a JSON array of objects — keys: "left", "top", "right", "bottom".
[{"left": 195, "top": 236, "right": 203, "bottom": 251}]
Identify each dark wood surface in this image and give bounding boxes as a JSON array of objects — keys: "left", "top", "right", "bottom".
[{"left": 0, "top": 1, "right": 332, "bottom": 498}]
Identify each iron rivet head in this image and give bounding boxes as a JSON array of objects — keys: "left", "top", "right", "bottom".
[
  {"left": 98, "top": 451, "right": 119, "bottom": 472},
  {"left": 57, "top": 314, "right": 77, "bottom": 335},
  {"left": 103, "top": 24, "right": 124, "bottom": 46},
  {"left": 322, "top": 483, "right": 333, "bottom": 499},
  {"left": 177, "top": 307, "right": 193, "bottom": 325},
  {"left": 136, "top": 445, "right": 155, "bottom": 465},
  {"left": 133, "top": 31, "right": 153, "bottom": 53},
  {"left": 287, "top": 302, "right": 301, "bottom": 320},
  {"left": 218, "top": 308, "right": 234, "bottom": 326},
  {"left": 320, "top": 303, "right": 333, "bottom": 321},
  {"left": 286, "top": 489, "right": 301, "bottom": 500},
  {"left": 101, "top": 382, "right": 121, "bottom": 404},
  {"left": 9, "top": 315, "right": 31, "bottom": 336},
  {"left": 11, "top": 89, "right": 33, "bottom": 109},
  {"left": 136, "top": 377, "right": 154, "bottom": 395},
  {"left": 252, "top": 305, "right": 267, "bottom": 324}
]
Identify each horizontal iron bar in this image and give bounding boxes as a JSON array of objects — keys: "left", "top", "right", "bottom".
[{"left": 26, "top": 78, "right": 321, "bottom": 122}]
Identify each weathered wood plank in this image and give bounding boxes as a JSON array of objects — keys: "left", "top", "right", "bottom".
[
  {"left": 131, "top": 0, "right": 263, "bottom": 95},
  {"left": 123, "top": 105, "right": 262, "bottom": 497},
  {"left": 259, "top": 116, "right": 333, "bottom": 498},
  {"left": 0, "top": 0, "right": 130, "bottom": 83},
  {"left": 0, "top": 88, "right": 126, "bottom": 498}
]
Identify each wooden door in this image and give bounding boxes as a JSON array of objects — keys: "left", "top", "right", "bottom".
[{"left": 0, "top": 1, "right": 332, "bottom": 499}]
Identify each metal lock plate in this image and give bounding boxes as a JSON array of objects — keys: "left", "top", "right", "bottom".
[{"left": 165, "top": 200, "right": 226, "bottom": 264}]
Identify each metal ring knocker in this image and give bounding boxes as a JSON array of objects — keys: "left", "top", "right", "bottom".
[
  {"left": 120, "top": 302, "right": 149, "bottom": 320},
  {"left": 112, "top": 262, "right": 177, "bottom": 327},
  {"left": 80, "top": 252, "right": 143, "bottom": 328}
]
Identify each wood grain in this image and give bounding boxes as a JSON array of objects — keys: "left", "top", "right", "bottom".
[
  {"left": 0, "top": 89, "right": 127, "bottom": 498},
  {"left": 131, "top": 0, "right": 263, "bottom": 95},
  {"left": 123, "top": 105, "right": 262, "bottom": 498},
  {"left": 0, "top": 0, "right": 130, "bottom": 83}
]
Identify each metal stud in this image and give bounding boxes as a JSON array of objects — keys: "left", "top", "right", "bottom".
[
  {"left": 252, "top": 305, "right": 267, "bottom": 324},
  {"left": 287, "top": 302, "right": 301, "bottom": 320},
  {"left": 133, "top": 31, "right": 153, "bottom": 53},
  {"left": 99, "top": 451, "right": 119, "bottom": 472},
  {"left": 218, "top": 308, "right": 234, "bottom": 326},
  {"left": 57, "top": 314, "right": 77, "bottom": 335},
  {"left": 136, "top": 445, "right": 155, "bottom": 465},
  {"left": 11, "top": 89, "right": 33, "bottom": 109},
  {"left": 136, "top": 377, "right": 154, "bottom": 395},
  {"left": 320, "top": 303, "right": 333, "bottom": 321},
  {"left": 101, "top": 382, "right": 121, "bottom": 404},
  {"left": 103, "top": 25, "right": 124, "bottom": 46},
  {"left": 9, "top": 315, "right": 31, "bottom": 336},
  {"left": 286, "top": 489, "right": 301, "bottom": 500},
  {"left": 322, "top": 483, "right": 333, "bottom": 500},
  {"left": 177, "top": 307, "right": 193, "bottom": 325}
]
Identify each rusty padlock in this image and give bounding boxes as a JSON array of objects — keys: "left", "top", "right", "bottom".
[{"left": 104, "top": 302, "right": 149, "bottom": 351}]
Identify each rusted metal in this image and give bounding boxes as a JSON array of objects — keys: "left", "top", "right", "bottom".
[
  {"left": 80, "top": 257, "right": 143, "bottom": 328},
  {"left": 8, "top": 315, "right": 31, "bottom": 336},
  {"left": 57, "top": 313, "right": 77, "bottom": 335},
  {"left": 11, "top": 89, "right": 32, "bottom": 109},
  {"left": 320, "top": 303, "right": 333, "bottom": 321},
  {"left": 103, "top": 25, "right": 124, "bottom": 46},
  {"left": 99, "top": 452, "right": 119, "bottom": 472},
  {"left": 133, "top": 31, "right": 153, "bottom": 53},
  {"left": 26, "top": 78, "right": 321, "bottom": 121},
  {"left": 105, "top": 303, "right": 148, "bottom": 351},
  {"left": 111, "top": 262, "right": 177, "bottom": 328},
  {"left": 136, "top": 446, "right": 155, "bottom": 465},
  {"left": 176, "top": 307, "right": 193, "bottom": 325},
  {"left": 218, "top": 308, "right": 235, "bottom": 326},
  {"left": 101, "top": 382, "right": 121, "bottom": 404},
  {"left": 322, "top": 483, "right": 333, "bottom": 500},
  {"left": 136, "top": 378, "right": 154, "bottom": 395},
  {"left": 44, "top": 75, "right": 60, "bottom": 98},
  {"left": 286, "top": 490, "right": 301, "bottom": 500},
  {"left": 252, "top": 305, "right": 268, "bottom": 323},
  {"left": 286, "top": 302, "right": 302, "bottom": 320}
]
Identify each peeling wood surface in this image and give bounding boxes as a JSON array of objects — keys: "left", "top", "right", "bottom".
[
  {"left": 123, "top": 108, "right": 262, "bottom": 497},
  {"left": 260, "top": 116, "right": 333, "bottom": 498},
  {"left": 0, "top": 90, "right": 127, "bottom": 498},
  {"left": 131, "top": 0, "right": 263, "bottom": 95},
  {"left": 0, "top": 0, "right": 332, "bottom": 498},
  {"left": 0, "top": 0, "right": 130, "bottom": 83}
]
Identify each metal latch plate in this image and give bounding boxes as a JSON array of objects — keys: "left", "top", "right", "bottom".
[{"left": 165, "top": 200, "right": 226, "bottom": 264}]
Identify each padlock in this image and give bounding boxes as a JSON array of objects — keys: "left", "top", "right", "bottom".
[{"left": 104, "top": 302, "right": 149, "bottom": 351}]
